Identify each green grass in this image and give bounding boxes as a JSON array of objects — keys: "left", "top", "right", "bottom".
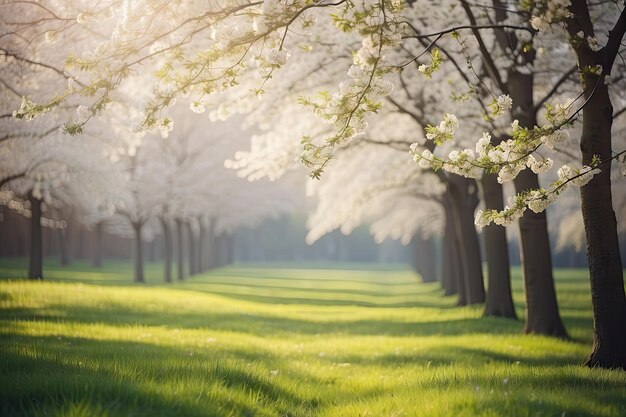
[{"left": 0, "top": 259, "right": 624, "bottom": 417}]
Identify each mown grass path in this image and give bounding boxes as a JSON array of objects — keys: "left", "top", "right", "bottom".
[{"left": 1, "top": 260, "right": 625, "bottom": 416}]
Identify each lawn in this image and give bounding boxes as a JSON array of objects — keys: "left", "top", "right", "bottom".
[{"left": 0, "top": 259, "right": 624, "bottom": 417}]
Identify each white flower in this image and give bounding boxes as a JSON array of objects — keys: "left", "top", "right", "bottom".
[
  {"left": 526, "top": 155, "right": 553, "bottom": 174},
  {"left": 541, "top": 129, "right": 569, "bottom": 149},
  {"left": 557, "top": 164, "right": 574, "bottom": 182},
  {"left": 190, "top": 99, "right": 206, "bottom": 114},
  {"left": 158, "top": 117, "right": 174, "bottom": 138},
  {"left": 526, "top": 190, "right": 551, "bottom": 213},
  {"left": 475, "top": 210, "right": 490, "bottom": 228},
  {"left": 492, "top": 94, "right": 513, "bottom": 118},
  {"left": 476, "top": 132, "right": 491, "bottom": 157},
  {"left": 76, "top": 105, "right": 90, "bottom": 123},
  {"left": 572, "top": 166, "right": 601, "bottom": 186}
]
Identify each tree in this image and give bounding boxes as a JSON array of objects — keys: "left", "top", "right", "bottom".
[{"left": 7, "top": 0, "right": 626, "bottom": 367}]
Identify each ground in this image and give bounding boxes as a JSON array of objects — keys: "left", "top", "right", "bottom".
[{"left": 0, "top": 259, "right": 624, "bottom": 417}]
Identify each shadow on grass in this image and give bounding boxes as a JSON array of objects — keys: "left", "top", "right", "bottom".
[
  {"left": 0, "top": 303, "right": 525, "bottom": 337},
  {"left": 333, "top": 345, "right": 583, "bottom": 368},
  {"left": 0, "top": 332, "right": 322, "bottom": 417}
]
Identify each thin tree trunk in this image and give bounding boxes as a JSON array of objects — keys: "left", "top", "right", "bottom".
[
  {"left": 161, "top": 218, "right": 173, "bottom": 283},
  {"left": 57, "top": 228, "right": 70, "bottom": 266},
  {"left": 411, "top": 232, "right": 438, "bottom": 283},
  {"left": 226, "top": 233, "right": 235, "bottom": 265},
  {"left": 133, "top": 222, "right": 145, "bottom": 283},
  {"left": 509, "top": 70, "right": 568, "bottom": 338},
  {"left": 481, "top": 173, "right": 517, "bottom": 319},
  {"left": 565, "top": 0, "right": 626, "bottom": 367},
  {"left": 28, "top": 195, "right": 43, "bottom": 280},
  {"left": 176, "top": 218, "right": 185, "bottom": 280},
  {"left": 197, "top": 219, "right": 205, "bottom": 273},
  {"left": 441, "top": 200, "right": 459, "bottom": 296},
  {"left": 92, "top": 221, "right": 103, "bottom": 267},
  {"left": 207, "top": 220, "right": 217, "bottom": 270},
  {"left": 448, "top": 176, "right": 485, "bottom": 305},
  {"left": 488, "top": 0, "right": 567, "bottom": 336},
  {"left": 187, "top": 222, "right": 197, "bottom": 276}
]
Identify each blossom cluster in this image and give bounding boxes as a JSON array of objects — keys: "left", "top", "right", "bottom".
[
  {"left": 299, "top": 1, "right": 406, "bottom": 178},
  {"left": 475, "top": 164, "right": 601, "bottom": 227},
  {"left": 530, "top": 0, "right": 573, "bottom": 32},
  {"left": 408, "top": 95, "right": 595, "bottom": 227}
]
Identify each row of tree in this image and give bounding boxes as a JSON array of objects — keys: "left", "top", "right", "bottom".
[{"left": 0, "top": 0, "right": 624, "bottom": 369}]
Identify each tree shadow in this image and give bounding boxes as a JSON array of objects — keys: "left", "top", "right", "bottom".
[
  {"left": 0, "top": 302, "right": 522, "bottom": 338},
  {"left": 0, "top": 332, "right": 323, "bottom": 417}
]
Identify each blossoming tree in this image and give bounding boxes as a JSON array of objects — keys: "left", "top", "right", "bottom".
[{"left": 7, "top": 0, "right": 626, "bottom": 368}]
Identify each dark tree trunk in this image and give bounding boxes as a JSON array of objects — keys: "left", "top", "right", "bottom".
[
  {"left": 76, "top": 229, "right": 85, "bottom": 259},
  {"left": 28, "top": 195, "right": 43, "bottom": 280},
  {"left": 187, "top": 222, "right": 197, "bottom": 276},
  {"left": 226, "top": 233, "right": 235, "bottom": 265},
  {"left": 197, "top": 219, "right": 205, "bottom": 273},
  {"left": 148, "top": 239, "right": 157, "bottom": 263},
  {"left": 579, "top": 85, "right": 626, "bottom": 368},
  {"left": 207, "top": 220, "right": 218, "bottom": 270},
  {"left": 447, "top": 176, "right": 485, "bottom": 305},
  {"left": 441, "top": 199, "right": 460, "bottom": 296},
  {"left": 410, "top": 232, "right": 438, "bottom": 283},
  {"left": 161, "top": 218, "right": 173, "bottom": 283},
  {"left": 92, "top": 221, "right": 103, "bottom": 267},
  {"left": 481, "top": 173, "right": 517, "bottom": 319},
  {"left": 175, "top": 218, "right": 185, "bottom": 280},
  {"left": 57, "top": 228, "right": 71, "bottom": 266},
  {"left": 133, "top": 222, "right": 145, "bottom": 283},
  {"left": 488, "top": 0, "right": 566, "bottom": 336},
  {"left": 509, "top": 70, "right": 568, "bottom": 338},
  {"left": 565, "top": 1, "right": 626, "bottom": 367}
]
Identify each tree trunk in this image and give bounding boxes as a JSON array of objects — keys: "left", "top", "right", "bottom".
[
  {"left": 580, "top": 86, "right": 626, "bottom": 368},
  {"left": 57, "top": 228, "right": 71, "bottom": 266},
  {"left": 226, "top": 233, "right": 235, "bottom": 265},
  {"left": 481, "top": 173, "right": 517, "bottom": 319},
  {"left": 28, "top": 195, "right": 43, "bottom": 280},
  {"left": 447, "top": 176, "right": 485, "bottom": 305},
  {"left": 509, "top": 70, "right": 568, "bottom": 338},
  {"left": 187, "top": 222, "right": 197, "bottom": 276},
  {"left": 197, "top": 219, "right": 205, "bottom": 273},
  {"left": 161, "top": 218, "right": 173, "bottom": 283},
  {"left": 441, "top": 199, "right": 460, "bottom": 296},
  {"left": 92, "top": 221, "right": 103, "bottom": 267},
  {"left": 207, "top": 220, "right": 218, "bottom": 270},
  {"left": 564, "top": 0, "right": 626, "bottom": 366},
  {"left": 133, "top": 222, "right": 145, "bottom": 283},
  {"left": 175, "top": 218, "right": 185, "bottom": 280},
  {"left": 410, "top": 232, "right": 438, "bottom": 283}
]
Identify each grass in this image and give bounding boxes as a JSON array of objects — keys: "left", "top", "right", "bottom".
[{"left": 0, "top": 258, "right": 624, "bottom": 417}]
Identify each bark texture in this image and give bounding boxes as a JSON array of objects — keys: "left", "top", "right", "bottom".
[
  {"left": 509, "top": 70, "right": 568, "bottom": 338},
  {"left": 481, "top": 173, "right": 516, "bottom": 319},
  {"left": 411, "top": 233, "right": 438, "bottom": 283},
  {"left": 132, "top": 222, "right": 144, "bottom": 283},
  {"left": 187, "top": 222, "right": 197, "bottom": 276},
  {"left": 441, "top": 200, "right": 460, "bottom": 296},
  {"left": 92, "top": 222, "right": 103, "bottom": 268},
  {"left": 28, "top": 195, "right": 43, "bottom": 280},
  {"left": 447, "top": 177, "right": 485, "bottom": 305},
  {"left": 566, "top": 0, "right": 626, "bottom": 367},
  {"left": 176, "top": 218, "right": 185, "bottom": 280},
  {"left": 161, "top": 218, "right": 173, "bottom": 283}
]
